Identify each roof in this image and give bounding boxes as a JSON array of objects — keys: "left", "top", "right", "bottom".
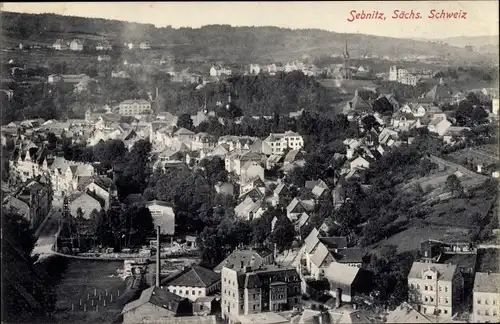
[
  {"left": 474, "top": 272, "right": 500, "bottom": 293},
  {"left": 237, "top": 312, "right": 289, "bottom": 324},
  {"left": 121, "top": 286, "right": 185, "bottom": 314},
  {"left": 333, "top": 248, "right": 367, "bottom": 264},
  {"left": 166, "top": 265, "right": 220, "bottom": 288},
  {"left": 324, "top": 262, "right": 360, "bottom": 286},
  {"left": 120, "top": 99, "right": 150, "bottom": 105},
  {"left": 385, "top": 302, "right": 432, "bottom": 324},
  {"left": 214, "top": 249, "right": 272, "bottom": 272},
  {"left": 143, "top": 316, "right": 217, "bottom": 324},
  {"left": 174, "top": 127, "right": 195, "bottom": 136},
  {"left": 304, "top": 228, "right": 320, "bottom": 254},
  {"left": 310, "top": 243, "right": 332, "bottom": 267},
  {"left": 297, "top": 212, "right": 310, "bottom": 229},
  {"left": 318, "top": 237, "right": 348, "bottom": 250},
  {"left": 438, "top": 253, "right": 477, "bottom": 270},
  {"left": 408, "top": 262, "right": 457, "bottom": 281}
]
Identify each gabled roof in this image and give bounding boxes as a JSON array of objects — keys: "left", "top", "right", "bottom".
[
  {"left": 304, "top": 228, "right": 320, "bottom": 254},
  {"left": 166, "top": 265, "right": 220, "bottom": 288},
  {"left": 332, "top": 248, "right": 367, "bottom": 264},
  {"left": 324, "top": 262, "right": 360, "bottom": 286},
  {"left": 214, "top": 249, "right": 272, "bottom": 272},
  {"left": 385, "top": 302, "right": 432, "bottom": 324},
  {"left": 318, "top": 237, "right": 348, "bottom": 250},
  {"left": 121, "top": 286, "right": 185, "bottom": 314},
  {"left": 296, "top": 212, "right": 310, "bottom": 229},
  {"left": 408, "top": 262, "right": 457, "bottom": 281},
  {"left": 174, "top": 127, "right": 195, "bottom": 136},
  {"left": 310, "top": 242, "right": 332, "bottom": 267},
  {"left": 474, "top": 272, "right": 500, "bottom": 293}
]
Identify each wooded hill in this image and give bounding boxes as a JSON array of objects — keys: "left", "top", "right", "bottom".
[{"left": 0, "top": 11, "right": 483, "bottom": 63}]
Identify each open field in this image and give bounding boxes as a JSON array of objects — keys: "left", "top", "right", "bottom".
[
  {"left": 53, "top": 260, "right": 127, "bottom": 323},
  {"left": 446, "top": 145, "right": 499, "bottom": 167},
  {"left": 371, "top": 221, "right": 475, "bottom": 253}
]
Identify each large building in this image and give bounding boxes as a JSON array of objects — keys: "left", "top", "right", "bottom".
[
  {"left": 164, "top": 265, "right": 221, "bottom": 301},
  {"left": 472, "top": 272, "right": 500, "bottom": 323},
  {"left": 407, "top": 262, "right": 464, "bottom": 318},
  {"left": 389, "top": 65, "right": 419, "bottom": 86},
  {"left": 221, "top": 264, "right": 301, "bottom": 322},
  {"left": 263, "top": 131, "right": 304, "bottom": 155},
  {"left": 118, "top": 99, "right": 152, "bottom": 116}
]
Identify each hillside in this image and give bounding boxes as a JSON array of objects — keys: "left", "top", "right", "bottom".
[
  {"left": 0, "top": 11, "right": 484, "bottom": 63},
  {"left": 441, "top": 35, "right": 499, "bottom": 54}
]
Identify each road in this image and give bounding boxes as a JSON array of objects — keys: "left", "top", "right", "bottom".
[{"left": 32, "top": 198, "right": 63, "bottom": 260}]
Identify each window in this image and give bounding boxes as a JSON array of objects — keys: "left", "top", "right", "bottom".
[
  {"left": 486, "top": 299, "right": 489, "bottom": 305},
  {"left": 477, "top": 310, "right": 481, "bottom": 315},
  {"left": 425, "top": 297, "right": 428, "bottom": 302},
  {"left": 430, "top": 297, "right": 434, "bottom": 302},
  {"left": 253, "top": 305, "right": 256, "bottom": 310},
  {"left": 445, "top": 298, "right": 449, "bottom": 304},
  {"left": 493, "top": 310, "right": 497, "bottom": 316},
  {"left": 439, "top": 286, "right": 442, "bottom": 292},
  {"left": 425, "top": 285, "right": 428, "bottom": 291},
  {"left": 427, "top": 275, "right": 432, "bottom": 279},
  {"left": 423, "top": 308, "right": 427, "bottom": 314},
  {"left": 486, "top": 310, "right": 490, "bottom": 316},
  {"left": 444, "top": 310, "right": 448, "bottom": 314},
  {"left": 430, "top": 286, "right": 433, "bottom": 291},
  {"left": 240, "top": 305, "right": 244, "bottom": 310},
  {"left": 410, "top": 283, "right": 414, "bottom": 289},
  {"left": 192, "top": 290, "right": 195, "bottom": 295},
  {"left": 445, "top": 286, "right": 448, "bottom": 292},
  {"left": 185, "top": 290, "right": 188, "bottom": 295},
  {"left": 198, "top": 291, "right": 202, "bottom": 295},
  {"left": 253, "top": 294, "right": 256, "bottom": 299},
  {"left": 295, "top": 298, "right": 298, "bottom": 303},
  {"left": 417, "top": 284, "right": 420, "bottom": 289},
  {"left": 200, "top": 305, "right": 204, "bottom": 311},
  {"left": 494, "top": 300, "right": 497, "bottom": 305},
  {"left": 478, "top": 299, "right": 482, "bottom": 304},
  {"left": 173, "top": 289, "right": 176, "bottom": 294}
]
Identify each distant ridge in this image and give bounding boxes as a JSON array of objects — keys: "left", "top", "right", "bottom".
[{"left": 0, "top": 11, "right": 491, "bottom": 62}]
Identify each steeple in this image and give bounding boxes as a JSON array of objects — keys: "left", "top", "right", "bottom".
[{"left": 343, "top": 36, "right": 351, "bottom": 80}]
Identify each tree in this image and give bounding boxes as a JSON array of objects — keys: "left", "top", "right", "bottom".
[
  {"left": 361, "top": 115, "right": 379, "bottom": 131},
  {"left": 446, "top": 174, "right": 464, "bottom": 197},
  {"left": 2, "top": 207, "right": 56, "bottom": 322},
  {"left": 271, "top": 216, "right": 296, "bottom": 252},
  {"left": 177, "top": 113, "right": 194, "bottom": 130}
]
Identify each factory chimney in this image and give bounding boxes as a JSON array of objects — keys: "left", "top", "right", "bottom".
[{"left": 156, "top": 226, "right": 161, "bottom": 287}]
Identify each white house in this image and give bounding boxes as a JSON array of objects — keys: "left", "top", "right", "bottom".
[
  {"left": 263, "top": 131, "right": 304, "bottom": 155},
  {"left": 70, "top": 39, "right": 84, "bottom": 51},
  {"left": 427, "top": 117, "right": 452, "bottom": 136},
  {"left": 165, "top": 265, "right": 221, "bottom": 301},
  {"left": 249, "top": 64, "right": 261, "bottom": 75}
]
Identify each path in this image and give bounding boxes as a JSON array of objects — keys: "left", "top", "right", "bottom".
[{"left": 32, "top": 198, "right": 63, "bottom": 261}]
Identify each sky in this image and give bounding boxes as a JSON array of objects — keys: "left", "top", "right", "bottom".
[{"left": 1, "top": 1, "right": 498, "bottom": 40}]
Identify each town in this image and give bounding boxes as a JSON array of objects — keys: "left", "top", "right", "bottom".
[{"left": 1, "top": 6, "right": 499, "bottom": 324}]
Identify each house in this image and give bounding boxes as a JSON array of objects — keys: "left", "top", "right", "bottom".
[
  {"left": 225, "top": 151, "right": 264, "bottom": 176},
  {"left": 221, "top": 264, "right": 301, "bottom": 321},
  {"left": 144, "top": 200, "right": 176, "bottom": 235},
  {"left": 472, "top": 272, "right": 500, "bottom": 323},
  {"left": 209, "top": 64, "right": 232, "bottom": 77},
  {"left": 323, "top": 262, "right": 365, "bottom": 303},
  {"left": 111, "top": 71, "right": 131, "bottom": 78},
  {"left": 234, "top": 196, "right": 265, "bottom": 221},
  {"left": 427, "top": 116, "right": 451, "bottom": 136},
  {"left": 140, "top": 41, "right": 151, "bottom": 50},
  {"left": 249, "top": 64, "right": 261, "bottom": 75},
  {"left": 165, "top": 265, "right": 221, "bottom": 301},
  {"left": 295, "top": 212, "right": 311, "bottom": 233},
  {"left": 407, "top": 262, "right": 464, "bottom": 318},
  {"left": 214, "top": 182, "right": 235, "bottom": 196},
  {"left": 240, "top": 161, "right": 265, "bottom": 184},
  {"left": 97, "top": 55, "right": 111, "bottom": 62},
  {"left": 96, "top": 40, "right": 112, "bottom": 51},
  {"left": 48, "top": 74, "right": 63, "bottom": 84},
  {"left": 121, "top": 286, "right": 192, "bottom": 324},
  {"left": 78, "top": 176, "right": 116, "bottom": 210},
  {"left": 263, "top": 131, "right": 304, "bottom": 155},
  {"left": 68, "top": 192, "right": 102, "bottom": 219},
  {"left": 286, "top": 198, "right": 315, "bottom": 222},
  {"left": 193, "top": 297, "right": 220, "bottom": 317},
  {"left": 52, "top": 39, "right": 67, "bottom": 50},
  {"left": 349, "top": 156, "right": 370, "bottom": 170},
  {"left": 119, "top": 99, "right": 152, "bottom": 116},
  {"left": 213, "top": 248, "right": 274, "bottom": 273},
  {"left": 271, "top": 183, "right": 292, "bottom": 207},
  {"left": 70, "top": 39, "right": 84, "bottom": 51}
]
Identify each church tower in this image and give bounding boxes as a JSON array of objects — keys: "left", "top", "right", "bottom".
[{"left": 343, "top": 38, "right": 351, "bottom": 80}]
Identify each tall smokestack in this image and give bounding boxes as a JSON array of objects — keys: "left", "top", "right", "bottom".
[{"left": 156, "top": 226, "right": 161, "bottom": 287}]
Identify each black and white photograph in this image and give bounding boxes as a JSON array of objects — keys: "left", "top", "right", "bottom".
[{"left": 0, "top": 2, "right": 498, "bottom": 323}]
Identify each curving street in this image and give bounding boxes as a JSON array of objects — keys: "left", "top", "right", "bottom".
[{"left": 32, "top": 198, "right": 63, "bottom": 260}]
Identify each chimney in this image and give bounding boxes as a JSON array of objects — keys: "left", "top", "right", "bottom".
[
  {"left": 335, "top": 288, "right": 342, "bottom": 308},
  {"left": 156, "top": 225, "right": 161, "bottom": 287},
  {"left": 240, "top": 261, "right": 244, "bottom": 270}
]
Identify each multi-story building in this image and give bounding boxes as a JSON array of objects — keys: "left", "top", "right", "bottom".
[
  {"left": 165, "top": 265, "right": 221, "bottom": 301},
  {"left": 472, "top": 272, "right": 500, "bottom": 323},
  {"left": 408, "top": 262, "right": 464, "bottom": 318},
  {"left": 52, "top": 39, "right": 68, "bottom": 51},
  {"left": 210, "top": 64, "right": 232, "bottom": 77},
  {"left": 118, "top": 99, "right": 152, "bottom": 116},
  {"left": 400, "top": 74, "right": 419, "bottom": 86},
  {"left": 389, "top": 65, "right": 419, "bottom": 86},
  {"left": 263, "top": 131, "right": 304, "bottom": 155},
  {"left": 96, "top": 40, "right": 112, "bottom": 51},
  {"left": 221, "top": 264, "right": 301, "bottom": 322}
]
